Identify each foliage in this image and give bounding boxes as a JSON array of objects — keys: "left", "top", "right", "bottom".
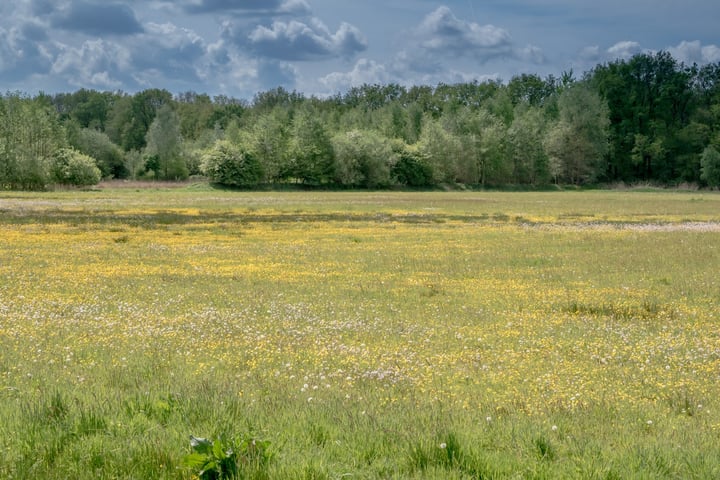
[
  {"left": 544, "top": 83, "right": 610, "bottom": 184},
  {"left": 144, "top": 104, "right": 188, "bottom": 180},
  {"left": 391, "top": 143, "right": 434, "bottom": 187},
  {"left": 700, "top": 145, "right": 720, "bottom": 186},
  {"left": 184, "top": 435, "right": 272, "bottom": 480},
  {"left": 73, "top": 128, "right": 127, "bottom": 179},
  {"left": 3, "top": 51, "right": 720, "bottom": 190},
  {"left": 332, "top": 129, "right": 395, "bottom": 187},
  {"left": 50, "top": 148, "right": 102, "bottom": 186},
  {"left": 419, "top": 119, "right": 464, "bottom": 184},
  {"left": 201, "top": 140, "right": 263, "bottom": 187},
  {"left": 0, "top": 93, "right": 67, "bottom": 190},
  {"left": 286, "top": 109, "right": 335, "bottom": 184},
  {"left": 507, "top": 106, "right": 551, "bottom": 184},
  {"left": 248, "top": 109, "right": 291, "bottom": 183}
]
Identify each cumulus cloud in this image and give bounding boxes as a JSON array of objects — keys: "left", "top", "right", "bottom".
[
  {"left": 578, "top": 45, "right": 602, "bottom": 62},
  {"left": 319, "top": 58, "right": 391, "bottom": 93},
  {"left": 0, "top": 25, "right": 54, "bottom": 80},
  {"left": 577, "top": 39, "right": 720, "bottom": 68},
  {"left": 223, "top": 17, "right": 367, "bottom": 61},
  {"left": 606, "top": 41, "right": 642, "bottom": 60},
  {"left": 46, "top": 20, "right": 214, "bottom": 90},
  {"left": 52, "top": 1, "right": 144, "bottom": 36},
  {"left": 397, "top": 5, "right": 544, "bottom": 77},
  {"left": 182, "top": 0, "right": 310, "bottom": 16},
  {"left": 51, "top": 39, "right": 131, "bottom": 88},
  {"left": 134, "top": 22, "right": 206, "bottom": 75},
  {"left": 29, "top": 0, "right": 56, "bottom": 16},
  {"left": 256, "top": 60, "right": 299, "bottom": 89},
  {"left": 417, "top": 6, "right": 513, "bottom": 60},
  {"left": 517, "top": 45, "right": 545, "bottom": 64},
  {"left": 668, "top": 40, "right": 720, "bottom": 64}
]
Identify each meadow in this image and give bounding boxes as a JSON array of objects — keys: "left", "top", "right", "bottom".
[{"left": 0, "top": 187, "right": 719, "bottom": 479}]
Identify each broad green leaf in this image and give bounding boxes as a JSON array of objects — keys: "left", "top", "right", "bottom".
[
  {"left": 182, "top": 452, "right": 208, "bottom": 468},
  {"left": 190, "top": 435, "right": 213, "bottom": 454},
  {"left": 212, "top": 439, "right": 226, "bottom": 460}
]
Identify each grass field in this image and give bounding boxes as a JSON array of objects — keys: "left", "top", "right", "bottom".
[{"left": 1, "top": 188, "right": 719, "bottom": 479}]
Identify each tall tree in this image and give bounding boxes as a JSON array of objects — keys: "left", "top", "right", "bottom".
[
  {"left": 73, "top": 128, "right": 127, "bottom": 179},
  {"left": 250, "top": 108, "right": 291, "bottom": 183},
  {"left": 0, "top": 94, "right": 66, "bottom": 190},
  {"left": 107, "top": 89, "right": 172, "bottom": 151},
  {"left": 332, "top": 129, "right": 395, "bottom": 188},
  {"left": 544, "top": 83, "right": 610, "bottom": 184},
  {"left": 418, "top": 118, "right": 463, "bottom": 184},
  {"left": 590, "top": 52, "right": 695, "bottom": 181},
  {"left": 287, "top": 108, "right": 335, "bottom": 184},
  {"left": 700, "top": 145, "right": 720, "bottom": 187},
  {"left": 507, "top": 106, "right": 550, "bottom": 184},
  {"left": 145, "top": 104, "right": 187, "bottom": 180}
]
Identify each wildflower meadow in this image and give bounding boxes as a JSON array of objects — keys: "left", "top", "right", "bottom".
[{"left": 1, "top": 188, "right": 719, "bottom": 478}]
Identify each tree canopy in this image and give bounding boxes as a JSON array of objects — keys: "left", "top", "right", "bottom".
[{"left": 1, "top": 51, "right": 720, "bottom": 190}]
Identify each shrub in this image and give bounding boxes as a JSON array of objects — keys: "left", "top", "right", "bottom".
[
  {"left": 74, "top": 128, "right": 127, "bottom": 179},
  {"left": 332, "top": 130, "right": 395, "bottom": 188},
  {"left": 51, "top": 148, "right": 102, "bottom": 186},
  {"left": 391, "top": 144, "right": 434, "bottom": 187},
  {"left": 700, "top": 145, "right": 720, "bottom": 187},
  {"left": 201, "top": 140, "right": 264, "bottom": 187}
]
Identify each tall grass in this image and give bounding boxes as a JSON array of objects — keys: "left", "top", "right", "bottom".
[{"left": 0, "top": 189, "right": 719, "bottom": 478}]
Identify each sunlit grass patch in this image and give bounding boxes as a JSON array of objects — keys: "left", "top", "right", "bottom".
[{"left": 0, "top": 189, "right": 719, "bottom": 478}]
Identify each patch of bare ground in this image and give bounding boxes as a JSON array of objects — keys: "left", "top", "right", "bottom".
[
  {"left": 97, "top": 179, "right": 201, "bottom": 189},
  {"left": 532, "top": 221, "right": 720, "bottom": 232}
]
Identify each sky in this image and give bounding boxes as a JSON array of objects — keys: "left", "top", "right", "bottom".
[{"left": 1, "top": 0, "right": 719, "bottom": 100}]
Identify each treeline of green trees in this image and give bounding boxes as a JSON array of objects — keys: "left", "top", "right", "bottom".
[{"left": 2, "top": 51, "right": 720, "bottom": 190}]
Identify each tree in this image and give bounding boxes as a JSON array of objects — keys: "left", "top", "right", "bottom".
[
  {"left": 73, "top": 128, "right": 127, "bottom": 179},
  {"left": 52, "top": 89, "right": 115, "bottom": 130},
  {"left": 700, "top": 145, "right": 720, "bottom": 187},
  {"left": 418, "top": 118, "right": 464, "bottom": 184},
  {"left": 544, "top": 84, "right": 610, "bottom": 184},
  {"left": 0, "top": 94, "right": 66, "bottom": 190},
  {"left": 249, "top": 108, "right": 291, "bottom": 183},
  {"left": 332, "top": 130, "right": 395, "bottom": 188},
  {"left": 175, "top": 91, "right": 215, "bottom": 141},
  {"left": 201, "top": 140, "right": 263, "bottom": 187},
  {"left": 590, "top": 52, "right": 695, "bottom": 181},
  {"left": 443, "top": 107, "right": 510, "bottom": 185},
  {"left": 50, "top": 148, "right": 101, "bottom": 186},
  {"left": 507, "top": 106, "right": 550, "bottom": 184},
  {"left": 107, "top": 89, "right": 173, "bottom": 151},
  {"left": 507, "top": 73, "right": 557, "bottom": 107},
  {"left": 478, "top": 115, "right": 511, "bottom": 185},
  {"left": 287, "top": 109, "right": 335, "bottom": 184},
  {"left": 145, "top": 104, "right": 187, "bottom": 180}
]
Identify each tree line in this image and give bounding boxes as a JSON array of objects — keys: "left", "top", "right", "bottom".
[{"left": 1, "top": 51, "right": 720, "bottom": 190}]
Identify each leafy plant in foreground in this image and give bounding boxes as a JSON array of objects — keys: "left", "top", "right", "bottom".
[{"left": 184, "top": 434, "right": 272, "bottom": 479}]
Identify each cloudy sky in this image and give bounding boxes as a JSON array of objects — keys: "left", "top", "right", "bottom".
[{"left": 1, "top": 0, "right": 719, "bottom": 99}]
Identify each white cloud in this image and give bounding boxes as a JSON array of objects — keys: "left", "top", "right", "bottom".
[
  {"left": 668, "top": 40, "right": 720, "bottom": 64},
  {"left": 579, "top": 45, "right": 601, "bottom": 62},
  {"left": 320, "top": 58, "right": 391, "bottom": 93},
  {"left": 51, "top": 39, "right": 130, "bottom": 88},
  {"left": 399, "top": 5, "right": 545, "bottom": 75},
  {"left": 607, "top": 41, "right": 642, "bottom": 60},
  {"left": 51, "top": 1, "right": 144, "bottom": 36},
  {"left": 225, "top": 17, "right": 366, "bottom": 61},
  {"left": 416, "top": 6, "right": 513, "bottom": 60},
  {"left": 181, "top": 0, "right": 310, "bottom": 16},
  {"left": 517, "top": 45, "right": 545, "bottom": 64},
  {"left": 0, "top": 25, "right": 54, "bottom": 79}
]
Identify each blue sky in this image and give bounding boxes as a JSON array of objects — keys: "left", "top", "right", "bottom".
[{"left": 1, "top": 0, "right": 718, "bottom": 99}]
